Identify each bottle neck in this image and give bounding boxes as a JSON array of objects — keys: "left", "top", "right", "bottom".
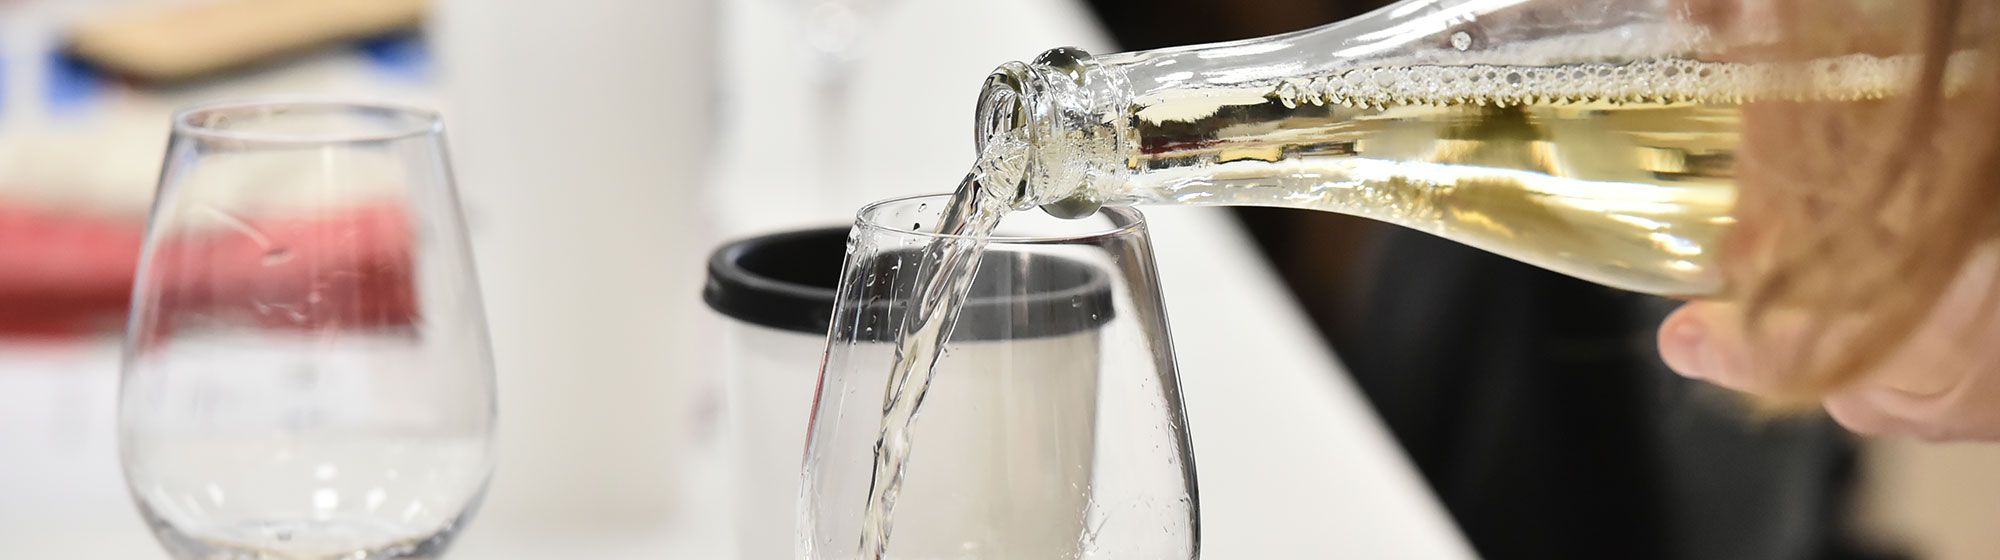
[{"left": 974, "top": 47, "right": 1133, "bottom": 218}]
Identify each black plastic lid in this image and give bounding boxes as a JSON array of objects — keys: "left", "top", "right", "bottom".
[
  {"left": 703, "top": 228, "right": 1114, "bottom": 340},
  {"left": 703, "top": 228, "right": 850, "bottom": 335}
]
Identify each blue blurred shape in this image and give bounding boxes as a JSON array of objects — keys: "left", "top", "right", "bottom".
[
  {"left": 358, "top": 32, "right": 432, "bottom": 81},
  {"left": 46, "top": 50, "right": 104, "bottom": 115}
]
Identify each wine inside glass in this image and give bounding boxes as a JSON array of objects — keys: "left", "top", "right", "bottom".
[{"left": 119, "top": 100, "right": 495, "bottom": 560}]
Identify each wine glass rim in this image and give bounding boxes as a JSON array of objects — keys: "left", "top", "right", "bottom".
[
  {"left": 172, "top": 98, "right": 444, "bottom": 145},
  {"left": 857, "top": 193, "right": 1146, "bottom": 243}
]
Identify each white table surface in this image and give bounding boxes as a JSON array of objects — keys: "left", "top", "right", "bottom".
[{"left": 0, "top": 0, "right": 1476, "bottom": 558}]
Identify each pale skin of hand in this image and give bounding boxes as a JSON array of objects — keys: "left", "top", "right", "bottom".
[
  {"left": 1658, "top": 247, "right": 2000, "bottom": 441},
  {"left": 1655, "top": 0, "right": 2000, "bottom": 442}
]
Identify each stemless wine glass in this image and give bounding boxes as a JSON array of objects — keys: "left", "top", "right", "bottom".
[
  {"left": 801, "top": 194, "right": 1199, "bottom": 559},
  {"left": 119, "top": 100, "right": 495, "bottom": 560}
]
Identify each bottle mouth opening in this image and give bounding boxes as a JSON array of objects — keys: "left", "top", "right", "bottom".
[
  {"left": 975, "top": 63, "right": 1036, "bottom": 209},
  {"left": 974, "top": 63, "right": 1032, "bottom": 153}
]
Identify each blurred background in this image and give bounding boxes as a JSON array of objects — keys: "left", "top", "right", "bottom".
[{"left": 2, "top": 0, "right": 1997, "bottom": 559}]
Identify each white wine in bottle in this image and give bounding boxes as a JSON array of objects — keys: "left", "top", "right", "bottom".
[
  {"left": 1115, "top": 94, "right": 1741, "bottom": 297},
  {"left": 970, "top": 0, "right": 1920, "bottom": 296}
]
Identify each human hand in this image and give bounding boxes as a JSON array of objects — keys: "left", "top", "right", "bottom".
[{"left": 1658, "top": 245, "right": 2000, "bottom": 441}]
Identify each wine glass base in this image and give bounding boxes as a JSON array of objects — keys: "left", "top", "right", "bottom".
[{"left": 141, "top": 508, "right": 473, "bottom": 560}]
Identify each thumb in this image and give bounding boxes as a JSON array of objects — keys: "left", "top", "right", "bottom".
[{"left": 1659, "top": 301, "right": 1758, "bottom": 390}]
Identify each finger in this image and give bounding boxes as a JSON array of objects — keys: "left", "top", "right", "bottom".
[
  {"left": 1845, "top": 347, "right": 2000, "bottom": 441},
  {"left": 1657, "top": 303, "right": 1715, "bottom": 379},
  {"left": 1872, "top": 245, "right": 2000, "bottom": 396},
  {"left": 1827, "top": 385, "right": 2000, "bottom": 442},
  {"left": 1821, "top": 390, "right": 1912, "bottom": 437},
  {"left": 1658, "top": 301, "right": 1763, "bottom": 390},
  {"left": 1828, "top": 245, "right": 2000, "bottom": 439},
  {"left": 1661, "top": 297, "right": 1857, "bottom": 396}
]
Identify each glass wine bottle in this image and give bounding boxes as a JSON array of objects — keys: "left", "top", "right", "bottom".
[{"left": 971, "top": 0, "right": 1907, "bottom": 296}]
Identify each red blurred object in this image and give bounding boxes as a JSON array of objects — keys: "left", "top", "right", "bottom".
[
  {"left": 0, "top": 196, "right": 417, "bottom": 340},
  {"left": 0, "top": 197, "right": 144, "bottom": 338}
]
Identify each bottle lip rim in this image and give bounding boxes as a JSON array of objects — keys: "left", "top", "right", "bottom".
[{"left": 856, "top": 193, "right": 1145, "bottom": 243}]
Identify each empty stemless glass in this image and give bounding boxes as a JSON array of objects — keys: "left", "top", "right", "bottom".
[
  {"left": 119, "top": 100, "right": 495, "bottom": 560},
  {"left": 801, "top": 194, "right": 1199, "bottom": 559}
]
